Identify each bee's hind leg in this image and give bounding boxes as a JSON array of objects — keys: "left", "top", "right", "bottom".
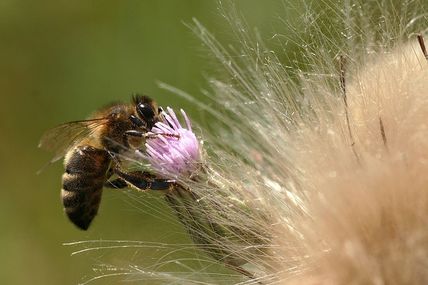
[
  {"left": 104, "top": 177, "right": 128, "bottom": 189},
  {"left": 109, "top": 168, "right": 174, "bottom": 191}
]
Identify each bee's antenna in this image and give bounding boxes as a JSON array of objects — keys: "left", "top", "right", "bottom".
[
  {"left": 145, "top": 132, "right": 180, "bottom": 140},
  {"left": 417, "top": 34, "right": 428, "bottom": 61}
]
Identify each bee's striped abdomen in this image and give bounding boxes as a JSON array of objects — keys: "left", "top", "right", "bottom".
[{"left": 62, "top": 145, "right": 110, "bottom": 230}]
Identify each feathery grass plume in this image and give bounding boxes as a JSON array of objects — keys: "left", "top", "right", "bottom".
[
  {"left": 71, "top": 0, "right": 428, "bottom": 284},
  {"left": 152, "top": 0, "right": 428, "bottom": 284}
]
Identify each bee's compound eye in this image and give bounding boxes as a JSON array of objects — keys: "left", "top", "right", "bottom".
[{"left": 137, "top": 103, "right": 155, "bottom": 120}]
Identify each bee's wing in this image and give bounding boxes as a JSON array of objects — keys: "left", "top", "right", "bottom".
[{"left": 39, "top": 118, "right": 109, "bottom": 164}]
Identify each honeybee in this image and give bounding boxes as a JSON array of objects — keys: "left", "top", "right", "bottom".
[{"left": 39, "top": 95, "right": 172, "bottom": 230}]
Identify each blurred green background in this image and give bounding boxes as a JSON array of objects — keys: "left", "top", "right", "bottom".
[{"left": 0, "top": 1, "right": 295, "bottom": 284}]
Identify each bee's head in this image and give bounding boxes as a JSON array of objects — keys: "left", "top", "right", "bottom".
[{"left": 132, "top": 95, "right": 161, "bottom": 130}]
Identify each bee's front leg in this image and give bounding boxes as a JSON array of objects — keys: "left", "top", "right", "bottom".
[
  {"left": 105, "top": 168, "right": 174, "bottom": 191},
  {"left": 123, "top": 129, "right": 165, "bottom": 150}
]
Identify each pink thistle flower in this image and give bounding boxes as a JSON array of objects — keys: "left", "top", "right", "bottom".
[{"left": 145, "top": 107, "right": 201, "bottom": 178}]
